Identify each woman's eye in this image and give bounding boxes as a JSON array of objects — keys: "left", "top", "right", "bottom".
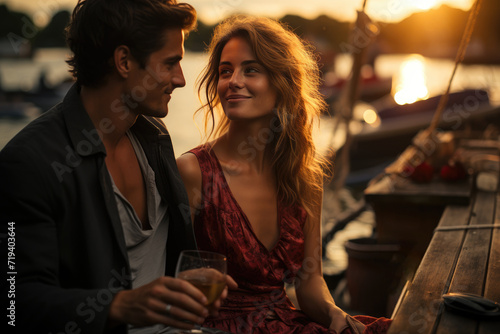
[
  {"left": 219, "top": 69, "right": 231, "bottom": 75},
  {"left": 246, "top": 67, "right": 259, "bottom": 73}
]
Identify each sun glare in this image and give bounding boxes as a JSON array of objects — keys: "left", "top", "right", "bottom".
[
  {"left": 414, "top": 0, "right": 438, "bottom": 10},
  {"left": 393, "top": 55, "right": 429, "bottom": 105}
]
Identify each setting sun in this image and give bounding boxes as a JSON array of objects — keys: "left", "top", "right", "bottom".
[
  {"left": 393, "top": 55, "right": 429, "bottom": 105},
  {"left": 415, "top": 0, "right": 438, "bottom": 10}
]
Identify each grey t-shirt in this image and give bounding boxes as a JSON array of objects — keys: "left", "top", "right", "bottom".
[{"left": 110, "top": 131, "right": 170, "bottom": 333}]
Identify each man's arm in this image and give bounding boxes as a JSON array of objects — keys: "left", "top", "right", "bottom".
[{"left": 0, "top": 144, "right": 116, "bottom": 333}]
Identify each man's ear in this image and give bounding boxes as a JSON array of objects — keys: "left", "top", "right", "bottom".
[{"left": 113, "top": 45, "right": 133, "bottom": 79}]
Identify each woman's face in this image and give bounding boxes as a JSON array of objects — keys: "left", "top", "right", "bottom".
[{"left": 217, "top": 37, "right": 277, "bottom": 122}]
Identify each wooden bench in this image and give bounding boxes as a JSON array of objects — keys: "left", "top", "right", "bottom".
[
  {"left": 388, "top": 182, "right": 500, "bottom": 333},
  {"left": 360, "top": 138, "right": 499, "bottom": 318}
]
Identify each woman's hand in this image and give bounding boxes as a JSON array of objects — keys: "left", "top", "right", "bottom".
[
  {"left": 329, "top": 309, "right": 349, "bottom": 333},
  {"left": 330, "top": 311, "right": 366, "bottom": 334},
  {"left": 328, "top": 308, "right": 366, "bottom": 334}
]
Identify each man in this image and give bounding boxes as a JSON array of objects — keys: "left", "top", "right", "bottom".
[{"left": 0, "top": 0, "right": 234, "bottom": 333}]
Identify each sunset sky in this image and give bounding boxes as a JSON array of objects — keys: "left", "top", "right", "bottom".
[{"left": 3, "top": 0, "right": 475, "bottom": 26}]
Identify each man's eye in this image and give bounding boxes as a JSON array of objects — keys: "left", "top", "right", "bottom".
[{"left": 165, "top": 60, "right": 179, "bottom": 67}]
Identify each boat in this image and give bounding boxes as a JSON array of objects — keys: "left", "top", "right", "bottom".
[
  {"left": 0, "top": 101, "right": 41, "bottom": 119},
  {"left": 0, "top": 72, "right": 72, "bottom": 114},
  {"left": 320, "top": 70, "right": 393, "bottom": 104},
  {"left": 324, "top": 89, "right": 498, "bottom": 185}
]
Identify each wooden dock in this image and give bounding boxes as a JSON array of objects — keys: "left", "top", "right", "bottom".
[{"left": 360, "top": 138, "right": 500, "bottom": 324}]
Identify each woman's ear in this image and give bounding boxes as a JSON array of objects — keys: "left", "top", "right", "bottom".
[{"left": 113, "top": 45, "right": 132, "bottom": 79}]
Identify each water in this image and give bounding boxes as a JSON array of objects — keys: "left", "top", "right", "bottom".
[
  {"left": 2, "top": 48, "right": 500, "bottom": 153},
  {"left": 0, "top": 48, "right": 73, "bottom": 91},
  {"left": 336, "top": 52, "right": 500, "bottom": 104},
  {"left": 0, "top": 50, "right": 208, "bottom": 155}
]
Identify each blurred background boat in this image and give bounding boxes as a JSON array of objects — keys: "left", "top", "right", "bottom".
[
  {"left": 317, "top": 51, "right": 500, "bottom": 186},
  {"left": 320, "top": 68, "right": 393, "bottom": 103},
  {"left": 330, "top": 89, "right": 498, "bottom": 185},
  {"left": 0, "top": 70, "right": 72, "bottom": 118},
  {"left": 0, "top": 101, "right": 40, "bottom": 119}
]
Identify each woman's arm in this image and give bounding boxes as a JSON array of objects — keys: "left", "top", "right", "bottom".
[
  {"left": 176, "top": 152, "right": 239, "bottom": 308},
  {"left": 294, "top": 189, "right": 365, "bottom": 333},
  {"left": 176, "top": 153, "right": 203, "bottom": 222}
]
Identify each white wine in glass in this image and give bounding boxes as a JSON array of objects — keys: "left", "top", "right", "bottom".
[{"left": 175, "top": 250, "right": 227, "bottom": 307}]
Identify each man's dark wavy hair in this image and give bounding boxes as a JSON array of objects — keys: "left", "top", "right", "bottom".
[{"left": 65, "top": 0, "right": 196, "bottom": 87}]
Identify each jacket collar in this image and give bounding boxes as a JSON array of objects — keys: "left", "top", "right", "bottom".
[
  {"left": 132, "top": 114, "right": 172, "bottom": 141},
  {"left": 62, "top": 83, "right": 107, "bottom": 156}
]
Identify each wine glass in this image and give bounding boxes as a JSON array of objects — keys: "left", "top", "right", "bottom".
[
  {"left": 158, "top": 250, "right": 228, "bottom": 334},
  {"left": 175, "top": 250, "right": 227, "bottom": 307}
]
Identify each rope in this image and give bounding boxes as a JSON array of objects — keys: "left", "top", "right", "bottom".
[{"left": 429, "top": 0, "right": 483, "bottom": 131}]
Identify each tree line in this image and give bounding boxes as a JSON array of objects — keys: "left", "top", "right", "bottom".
[{"left": 1, "top": 2, "right": 499, "bottom": 63}]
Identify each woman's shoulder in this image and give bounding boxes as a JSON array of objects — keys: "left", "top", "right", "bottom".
[
  {"left": 176, "top": 142, "right": 216, "bottom": 187},
  {"left": 184, "top": 142, "right": 216, "bottom": 156},
  {"left": 177, "top": 150, "right": 201, "bottom": 179}
]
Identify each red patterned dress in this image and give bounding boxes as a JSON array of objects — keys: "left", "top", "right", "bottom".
[{"left": 188, "top": 145, "right": 391, "bottom": 334}]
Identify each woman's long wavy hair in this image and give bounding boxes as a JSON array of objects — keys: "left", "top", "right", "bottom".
[{"left": 197, "top": 15, "right": 330, "bottom": 216}]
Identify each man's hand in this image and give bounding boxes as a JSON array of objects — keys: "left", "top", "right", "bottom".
[
  {"left": 206, "top": 274, "right": 238, "bottom": 317},
  {"left": 108, "top": 276, "right": 209, "bottom": 330}
]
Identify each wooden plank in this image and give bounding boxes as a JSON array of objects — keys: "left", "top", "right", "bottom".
[
  {"left": 387, "top": 204, "right": 471, "bottom": 334},
  {"left": 365, "top": 175, "right": 472, "bottom": 206},
  {"left": 459, "top": 139, "right": 500, "bottom": 151},
  {"left": 435, "top": 191, "right": 496, "bottom": 334},
  {"left": 478, "top": 192, "right": 500, "bottom": 334}
]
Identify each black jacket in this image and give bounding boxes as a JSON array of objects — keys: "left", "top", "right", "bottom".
[{"left": 0, "top": 84, "right": 196, "bottom": 333}]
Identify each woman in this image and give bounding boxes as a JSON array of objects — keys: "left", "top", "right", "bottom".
[{"left": 177, "top": 16, "right": 391, "bottom": 333}]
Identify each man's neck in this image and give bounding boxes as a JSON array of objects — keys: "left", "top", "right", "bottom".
[{"left": 80, "top": 83, "right": 139, "bottom": 151}]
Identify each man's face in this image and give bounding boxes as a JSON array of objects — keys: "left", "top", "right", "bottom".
[{"left": 125, "top": 28, "right": 186, "bottom": 118}]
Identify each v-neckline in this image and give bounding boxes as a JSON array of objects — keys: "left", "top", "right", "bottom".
[{"left": 208, "top": 148, "right": 281, "bottom": 253}]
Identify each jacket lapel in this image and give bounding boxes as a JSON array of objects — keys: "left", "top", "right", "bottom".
[{"left": 62, "top": 84, "right": 130, "bottom": 275}]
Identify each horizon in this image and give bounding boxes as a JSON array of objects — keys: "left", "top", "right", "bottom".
[{"left": 3, "top": 0, "right": 474, "bottom": 27}]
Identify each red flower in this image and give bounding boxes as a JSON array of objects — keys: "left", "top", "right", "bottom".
[
  {"left": 407, "top": 161, "right": 434, "bottom": 183},
  {"left": 440, "top": 161, "right": 467, "bottom": 182}
]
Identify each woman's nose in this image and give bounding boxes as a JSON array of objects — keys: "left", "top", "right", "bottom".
[{"left": 228, "top": 71, "right": 243, "bottom": 89}]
